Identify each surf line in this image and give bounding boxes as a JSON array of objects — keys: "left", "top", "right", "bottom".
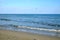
[{"left": 16, "top": 26, "right": 60, "bottom": 32}]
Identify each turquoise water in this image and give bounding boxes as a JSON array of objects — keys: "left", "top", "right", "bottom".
[{"left": 0, "top": 14, "right": 60, "bottom": 37}]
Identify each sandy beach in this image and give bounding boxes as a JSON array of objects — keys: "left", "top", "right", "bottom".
[{"left": 0, "top": 30, "right": 60, "bottom": 40}]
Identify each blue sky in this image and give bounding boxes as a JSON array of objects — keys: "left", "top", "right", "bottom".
[{"left": 0, "top": 0, "right": 60, "bottom": 14}]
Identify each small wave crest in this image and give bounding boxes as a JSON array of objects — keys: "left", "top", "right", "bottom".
[
  {"left": 16, "top": 26, "right": 60, "bottom": 32},
  {"left": 0, "top": 18, "right": 11, "bottom": 21}
]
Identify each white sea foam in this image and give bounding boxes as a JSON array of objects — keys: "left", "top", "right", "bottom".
[{"left": 17, "top": 26, "right": 60, "bottom": 32}]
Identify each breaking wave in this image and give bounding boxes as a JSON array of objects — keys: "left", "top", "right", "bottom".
[{"left": 15, "top": 26, "right": 60, "bottom": 32}]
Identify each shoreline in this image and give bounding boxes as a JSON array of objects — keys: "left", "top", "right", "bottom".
[
  {"left": 0, "top": 25, "right": 60, "bottom": 37},
  {"left": 0, "top": 30, "right": 60, "bottom": 40}
]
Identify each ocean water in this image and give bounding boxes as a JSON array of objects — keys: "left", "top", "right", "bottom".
[{"left": 0, "top": 14, "right": 60, "bottom": 37}]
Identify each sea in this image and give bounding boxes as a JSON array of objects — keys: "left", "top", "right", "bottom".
[{"left": 0, "top": 14, "right": 60, "bottom": 37}]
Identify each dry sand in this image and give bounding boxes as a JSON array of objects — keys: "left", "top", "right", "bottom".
[{"left": 0, "top": 30, "right": 60, "bottom": 40}]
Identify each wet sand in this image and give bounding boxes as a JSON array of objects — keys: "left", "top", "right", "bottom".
[{"left": 0, "top": 30, "right": 60, "bottom": 40}]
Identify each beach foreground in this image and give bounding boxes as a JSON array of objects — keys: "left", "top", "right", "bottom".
[{"left": 0, "top": 30, "right": 60, "bottom": 40}]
